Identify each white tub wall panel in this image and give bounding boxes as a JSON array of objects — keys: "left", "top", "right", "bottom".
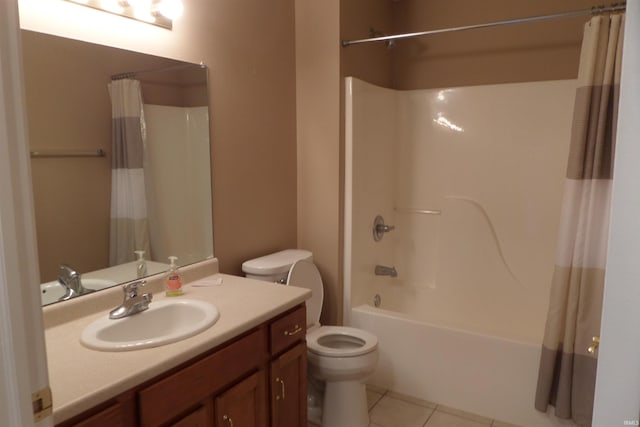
[
  {"left": 395, "top": 90, "right": 451, "bottom": 212},
  {"left": 393, "top": 213, "right": 440, "bottom": 291},
  {"left": 349, "top": 79, "right": 398, "bottom": 309},
  {"left": 380, "top": 80, "right": 575, "bottom": 342},
  {"left": 353, "top": 307, "right": 574, "bottom": 427},
  {"left": 144, "top": 105, "right": 212, "bottom": 265}
]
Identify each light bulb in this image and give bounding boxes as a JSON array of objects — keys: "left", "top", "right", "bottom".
[
  {"left": 158, "top": 0, "right": 183, "bottom": 19},
  {"left": 127, "top": 0, "right": 156, "bottom": 22}
]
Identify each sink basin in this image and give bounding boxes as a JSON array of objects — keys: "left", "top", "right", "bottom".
[
  {"left": 40, "top": 278, "right": 117, "bottom": 306},
  {"left": 80, "top": 299, "right": 220, "bottom": 352}
]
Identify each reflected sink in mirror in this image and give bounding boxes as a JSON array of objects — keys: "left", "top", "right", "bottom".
[
  {"left": 80, "top": 299, "right": 220, "bottom": 352},
  {"left": 40, "top": 278, "right": 117, "bottom": 305},
  {"left": 40, "top": 260, "right": 170, "bottom": 306}
]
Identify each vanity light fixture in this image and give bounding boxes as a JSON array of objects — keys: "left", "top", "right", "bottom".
[{"left": 64, "top": 0, "right": 184, "bottom": 29}]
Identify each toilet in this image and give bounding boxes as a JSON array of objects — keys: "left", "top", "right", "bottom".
[{"left": 242, "top": 249, "right": 378, "bottom": 427}]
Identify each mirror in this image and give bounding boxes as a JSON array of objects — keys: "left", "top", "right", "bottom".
[{"left": 21, "top": 30, "right": 214, "bottom": 306}]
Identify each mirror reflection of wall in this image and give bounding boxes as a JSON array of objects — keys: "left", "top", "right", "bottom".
[{"left": 21, "top": 30, "right": 213, "bottom": 299}]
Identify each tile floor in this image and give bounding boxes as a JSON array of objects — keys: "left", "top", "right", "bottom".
[{"left": 309, "top": 386, "right": 521, "bottom": 427}]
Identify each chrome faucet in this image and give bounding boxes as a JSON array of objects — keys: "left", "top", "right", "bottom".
[
  {"left": 57, "top": 263, "right": 94, "bottom": 301},
  {"left": 375, "top": 265, "right": 398, "bottom": 277},
  {"left": 109, "top": 280, "right": 153, "bottom": 319}
]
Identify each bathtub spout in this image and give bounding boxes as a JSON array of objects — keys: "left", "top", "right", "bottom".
[{"left": 375, "top": 265, "right": 397, "bottom": 277}]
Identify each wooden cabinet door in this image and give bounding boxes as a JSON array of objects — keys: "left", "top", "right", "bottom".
[
  {"left": 169, "top": 401, "right": 214, "bottom": 427},
  {"left": 215, "top": 371, "right": 267, "bottom": 427},
  {"left": 270, "top": 343, "right": 307, "bottom": 427}
]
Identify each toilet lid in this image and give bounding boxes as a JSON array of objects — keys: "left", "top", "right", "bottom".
[
  {"left": 286, "top": 260, "right": 323, "bottom": 327},
  {"left": 307, "top": 326, "right": 378, "bottom": 357}
]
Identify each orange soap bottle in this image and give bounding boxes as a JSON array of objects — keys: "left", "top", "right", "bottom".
[{"left": 165, "top": 256, "right": 184, "bottom": 296}]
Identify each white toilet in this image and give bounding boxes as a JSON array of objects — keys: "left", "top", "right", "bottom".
[{"left": 242, "top": 249, "right": 378, "bottom": 427}]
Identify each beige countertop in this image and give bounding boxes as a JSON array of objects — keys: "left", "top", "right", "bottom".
[{"left": 43, "top": 259, "right": 311, "bottom": 424}]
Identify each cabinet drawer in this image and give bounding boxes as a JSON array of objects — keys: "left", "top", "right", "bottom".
[
  {"left": 270, "top": 305, "right": 306, "bottom": 356},
  {"left": 139, "top": 328, "right": 266, "bottom": 426}
]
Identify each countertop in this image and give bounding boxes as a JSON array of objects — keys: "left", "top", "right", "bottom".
[{"left": 43, "top": 259, "right": 311, "bottom": 424}]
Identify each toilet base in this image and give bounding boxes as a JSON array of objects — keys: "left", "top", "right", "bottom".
[{"left": 321, "top": 380, "right": 369, "bottom": 427}]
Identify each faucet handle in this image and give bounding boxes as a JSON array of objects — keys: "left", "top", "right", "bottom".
[{"left": 123, "top": 280, "right": 146, "bottom": 298}]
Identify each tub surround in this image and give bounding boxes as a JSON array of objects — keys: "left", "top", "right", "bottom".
[
  {"left": 43, "top": 258, "right": 311, "bottom": 424},
  {"left": 344, "top": 77, "right": 579, "bottom": 426}
]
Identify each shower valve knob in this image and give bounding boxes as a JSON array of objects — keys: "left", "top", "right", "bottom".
[{"left": 373, "top": 215, "right": 395, "bottom": 241}]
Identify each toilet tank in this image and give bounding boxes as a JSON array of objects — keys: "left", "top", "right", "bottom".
[{"left": 242, "top": 249, "right": 313, "bottom": 283}]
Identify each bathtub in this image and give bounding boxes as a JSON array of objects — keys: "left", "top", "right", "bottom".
[{"left": 351, "top": 303, "right": 575, "bottom": 427}]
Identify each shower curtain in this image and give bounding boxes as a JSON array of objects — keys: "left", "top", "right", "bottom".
[
  {"left": 535, "top": 12, "right": 624, "bottom": 427},
  {"left": 108, "top": 79, "right": 151, "bottom": 265}
]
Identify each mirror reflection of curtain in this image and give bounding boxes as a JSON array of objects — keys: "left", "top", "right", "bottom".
[{"left": 108, "top": 79, "right": 151, "bottom": 266}]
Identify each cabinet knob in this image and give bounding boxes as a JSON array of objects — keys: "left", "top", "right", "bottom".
[
  {"left": 284, "top": 324, "right": 303, "bottom": 336},
  {"left": 275, "top": 377, "right": 286, "bottom": 400},
  {"left": 223, "top": 414, "right": 234, "bottom": 427}
]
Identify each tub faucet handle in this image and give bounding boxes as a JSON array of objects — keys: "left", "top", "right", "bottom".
[{"left": 373, "top": 215, "right": 395, "bottom": 241}]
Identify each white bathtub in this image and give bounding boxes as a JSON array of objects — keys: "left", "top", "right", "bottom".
[{"left": 351, "top": 304, "right": 575, "bottom": 427}]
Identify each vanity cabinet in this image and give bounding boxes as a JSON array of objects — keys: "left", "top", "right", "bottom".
[
  {"left": 270, "top": 343, "right": 307, "bottom": 427},
  {"left": 57, "top": 304, "right": 306, "bottom": 427},
  {"left": 215, "top": 370, "right": 267, "bottom": 427},
  {"left": 269, "top": 305, "right": 307, "bottom": 427},
  {"left": 69, "top": 391, "right": 136, "bottom": 427}
]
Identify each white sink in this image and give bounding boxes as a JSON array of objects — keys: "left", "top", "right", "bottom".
[
  {"left": 40, "top": 278, "right": 117, "bottom": 306},
  {"left": 80, "top": 299, "right": 220, "bottom": 352}
]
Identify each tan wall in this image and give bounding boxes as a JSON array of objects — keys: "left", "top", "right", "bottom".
[
  {"left": 390, "top": 0, "right": 606, "bottom": 89},
  {"left": 20, "top": 0, "right": 299, "bottom": 279},
  {"left": 295, "top": 0, "right": 342, "bottom": 325},
  {"left": 341, "top": 0, "right": 394, "bottom": 88},
  {"left": 208, "top": 0, "right": 297, "bottom": 274}
]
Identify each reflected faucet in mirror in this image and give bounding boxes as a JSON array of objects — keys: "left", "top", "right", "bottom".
[{"left": 57, "top": 263, "right": 95, "bottom": 301}]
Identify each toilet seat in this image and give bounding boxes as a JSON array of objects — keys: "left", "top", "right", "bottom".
[
  {"left": 307, "top": 326, "right": 378, "bottom": 358},
  {"left": 286, "top": 259, "right": 324, "bottom": 328}
]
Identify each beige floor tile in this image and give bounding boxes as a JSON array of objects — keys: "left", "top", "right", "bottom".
[
  {"left": 387, "top": 390, "right": 437, "bottom": 409},
  {"left": 367, "top": 389, "right": 384, "bottom": 409},
  {"left": 369, "top": 424, "right": 385, "bottom": 427},
  {"left": 435, "top": 405, "right": 492, "bottom": 425},
  {"left": 308, "top": 423, "right": 320, "bottom": 427},
  {"left": 426, "top": 411, "right": 492, "bottom": 427},
  {"left": 369, "top": 395, "right": 435, "bottom": 427},
  {"left": 492, "top": 421, "right": 522, "bottom": 427}
]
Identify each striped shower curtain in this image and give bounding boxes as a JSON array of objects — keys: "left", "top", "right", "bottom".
[
  {"left": 108, "top": 79, "right": 150, "bottom": 266},
  {"left": 535, "top": 12, "right": 624, "bottom": 427}
]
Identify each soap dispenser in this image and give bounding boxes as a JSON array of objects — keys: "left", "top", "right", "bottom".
[
  {"left": 165, "top": 256, "right": 184, "bottom": 297},
  {"left": 134, "top": 250, "right": 147, "bottom": 278}
]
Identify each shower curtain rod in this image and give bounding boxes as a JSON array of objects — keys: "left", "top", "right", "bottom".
[
  {"left": 341, "top": 3, "right": 626, "bottom": 47},
  {"left": 111, "top": 62, "right": 205, "bottom": 81}
]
